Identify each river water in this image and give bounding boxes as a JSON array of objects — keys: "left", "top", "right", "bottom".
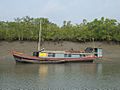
[{"left": 0, "top": 41, "right": 120, "bottom": 90}]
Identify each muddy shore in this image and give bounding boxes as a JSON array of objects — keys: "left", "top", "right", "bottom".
[{"left": 0, "top": 41, "right": 120, "bottom": 63}]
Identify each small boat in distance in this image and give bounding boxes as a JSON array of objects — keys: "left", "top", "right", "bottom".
[{"left": 12, "top": 20, "right": 102, "bottom": 64}]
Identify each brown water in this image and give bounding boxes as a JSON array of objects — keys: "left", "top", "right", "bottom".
[{"left": 0, "top": 41, "right": 120, "bottom": 90}]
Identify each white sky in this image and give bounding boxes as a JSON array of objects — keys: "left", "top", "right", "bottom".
[{"left": 0, "top": 0, "right": 120, "bottom": 26}]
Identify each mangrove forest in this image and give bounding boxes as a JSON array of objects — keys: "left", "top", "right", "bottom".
[{"left": 0, "top": 16, "right": 120, "bottom": 42}]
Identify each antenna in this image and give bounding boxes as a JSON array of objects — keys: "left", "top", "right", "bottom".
[{"left": 38, "top": 19, "right": 42, "bottom": 51}]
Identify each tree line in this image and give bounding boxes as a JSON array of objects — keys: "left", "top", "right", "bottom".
[{"left": 0, "top": 16, "right": 120, "bottom": 42}]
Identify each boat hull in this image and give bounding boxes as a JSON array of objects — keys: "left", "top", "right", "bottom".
[{"left": 12, "top": 51, "right": 96, "bottom": 64}]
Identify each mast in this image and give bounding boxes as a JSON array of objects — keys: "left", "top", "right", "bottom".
[
  {"left": 92, "top": 38, "right": 95, "bottom": 48},
  {"left": 38, "top": 20, "right": 42, "bottom": 51}
]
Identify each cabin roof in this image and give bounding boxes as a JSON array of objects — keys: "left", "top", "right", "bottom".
[
  {"left": 41, "top": 50, "right": 94, "bottom": 55},
  {"left": 42, "top": 50, "right": 65, "bottom": 53}
]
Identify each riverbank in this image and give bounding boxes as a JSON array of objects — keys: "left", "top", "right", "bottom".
[{"left": 0, "top": 41, "right": 120, "bottom": 63}]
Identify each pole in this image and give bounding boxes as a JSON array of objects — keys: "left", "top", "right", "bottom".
[
  {"left": 92, "top": 38, "right": 95, "bottom": 48},
  {"left": 38, "top": 20, "right": 42, "bottom": 51}
]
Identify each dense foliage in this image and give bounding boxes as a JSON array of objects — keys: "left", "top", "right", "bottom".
[{"left": 0, "top": 16, "right": 120, "bottom": 42}]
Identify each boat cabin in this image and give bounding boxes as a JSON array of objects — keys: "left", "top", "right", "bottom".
[
  {"left": 33, "top": 51, "right": 94, "bottom": 58},
  {"left": 33, "top": 47, "right": 102, "bottom": 58}
]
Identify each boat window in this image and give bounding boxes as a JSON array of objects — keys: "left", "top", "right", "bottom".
[
  {"left": 79, "top": 54, "right": 82, "bottom": 57},
  {"left": 64, "top": 54, "right": 67, "bottom": 57},
  {"left": 64, "top": 54, "right": 71, "bottom": 57},
  {"left": 68, "top": 54, "right": 71, "bottom": 57},
  {"left": 80, "top": 54, "right": 86, "bottom": 57},
  {"left": 82, "top": 54, "right": 86, "bottom": 57},
  {"left": 48, "top": 53, "right": 55, "bottom": 57}
]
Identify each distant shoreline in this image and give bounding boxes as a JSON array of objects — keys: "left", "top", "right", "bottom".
[{"left": 0, "top": 17, "right": 120, "bottom": 42}]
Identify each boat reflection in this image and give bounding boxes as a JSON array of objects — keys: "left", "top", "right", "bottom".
[
  {"left": 96, "top": 63, "right": 103, "bottom": 75},
  {"left": 38, "top": 63, "right": 103, "bottom": 79},
  {"left": 38, "top": 64, "right": 48, "bottom": 79}
]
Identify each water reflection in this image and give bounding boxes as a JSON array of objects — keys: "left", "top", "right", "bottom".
[
  {"left": 37, "top": 63, "right": 104, "bottom": 89},
  {"left": 38, "top": 63, "right": 103, "bottom": 80},
  {"left": 96, "top": 63, "right": 103, "bottom": 75},
  {"left": 39, "top": 64, "right": 48, "bottom": 79},
  {"left": 1, "top": 60, "right": 120, "bottom": 89}
]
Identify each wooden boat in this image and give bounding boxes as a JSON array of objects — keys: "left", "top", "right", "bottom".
[
  {"left": 12, "top": 47, "right": 102, "bottom": 64},
  {"left": 12, "top": 20, "right": 102, "bottom": 64}
]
